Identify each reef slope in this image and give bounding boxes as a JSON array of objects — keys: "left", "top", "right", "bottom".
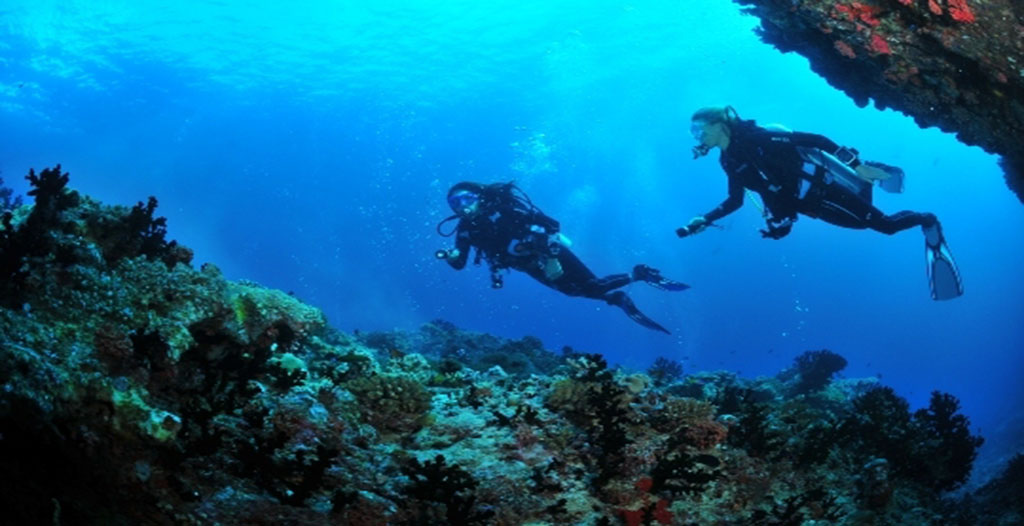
[{"left": 0, "top": 168, "right": 1018, "bottom": 525}]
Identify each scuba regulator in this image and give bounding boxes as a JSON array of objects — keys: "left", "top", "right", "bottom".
[{"left": 489, "top": 268, "right": 504, "bottom": 289}]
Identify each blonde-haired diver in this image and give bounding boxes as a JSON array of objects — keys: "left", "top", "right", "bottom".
[{"left": 680, "top": 106, "right": 962, "bottom": 300}]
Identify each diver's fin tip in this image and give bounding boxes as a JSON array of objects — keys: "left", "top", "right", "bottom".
[
  {"left": 926, "top": 234, "right": 964, "bottom": 301},
  {"left": 611, "top": 291, "right": 672, "bottom": 333}
]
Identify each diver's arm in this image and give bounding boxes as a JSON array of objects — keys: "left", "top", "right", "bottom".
[
  {"left": 774, "top": 131, "right": 862, "bottom": 168},
  {"left": 781, "top": 131, "right": 840, "bottom": 151},
  {"left": 703, "top": 176, "right": 744, "bottom": 222},
  {"left": 446, "top": 231, "right": 471, "bottom": 270}
]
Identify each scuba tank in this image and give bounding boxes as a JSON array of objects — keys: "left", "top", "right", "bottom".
[
  {"left": 796, "top": 146, "right": 874, "bottom": 203},
  {"left": 795, "top": 148, "right": 906, "bottom": 202},
  {"left": 762, "top": 123, "right": 906, "bottom": 203}
]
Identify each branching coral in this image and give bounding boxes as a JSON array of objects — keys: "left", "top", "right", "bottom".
[
  {"left": 400, "top": 455, "right": 495, "bottom": 526},
  {"left": 912, "top": 391, "right": 984, "bottom": 491},
  {"left": 841, "top": 387, "right": 982, "bottom": 491},
  {"left": 791, "top": 349, "right": 848, "bottom": 394},
  {"left": 89, "top": 196, "right": 192, "bottom": 268},
  {"left": 649, "top": 441, "right": 722, "bottom": 496},
  {"left": 646, "top": 356, "right": 684, "bottom": 387},
  {"left": 0, "top": 166, "right": 80, "bottom": 306},
  {"left": 725, "top": 389, "right": 785, "bottom": 459}
]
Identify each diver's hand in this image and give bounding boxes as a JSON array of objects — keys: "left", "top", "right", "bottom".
[
  {"left": 856, "top": 164, "right": 891, "bottom": 181},
  {"left": 760, "top": 218, "right": 793, "bottom": 240},
  {"left": 760, "top": 226, "right": 791, "bottom": 240},
  {"left": 435, "top": 248, "right": 460, "bottom": 261},
  {"left": 677, "top": 216, "right": 709, "bottom": 238}
]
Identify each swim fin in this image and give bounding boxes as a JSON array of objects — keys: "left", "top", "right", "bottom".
[
  {"left": 606, "top": 291, "right": 671, "bottom": 334},
  {"left": 632, "top": 265, "right": 691, "bottom": 291},
  {"left": 923, "top": 223, "right": 963, "bottom": 300}
]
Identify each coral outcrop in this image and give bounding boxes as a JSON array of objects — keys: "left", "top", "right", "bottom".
[
  {"left": 0, "top": 169, "right": 1014, "bottom": 524},
  {"left": 732, "top": 0, "right": 1024, "bottom": 203}
]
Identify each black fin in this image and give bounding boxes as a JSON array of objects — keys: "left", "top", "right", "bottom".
[{"left": 606, "top": 291, "right": 670, "bottom": 334}]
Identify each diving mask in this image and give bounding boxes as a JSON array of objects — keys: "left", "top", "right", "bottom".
[
  {"left": 690, "top": 120, "right": 709, "bottom": 142},
  {"left": 690, "top": 120, "right": 712, "bottom": 159},
  {"left": 448, "top": 190, "right": 480, "bottom": 215}
]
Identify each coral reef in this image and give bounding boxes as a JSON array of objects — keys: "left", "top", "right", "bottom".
[
  {"left": 0, "top": 168, "right": 1012, "bottom": 524},
  {"left": 646, "top": 356, "right": 684, "bottom": 387},
  {"left": 783, "top": 348, "right": 849, "bottom": 395},
  {"left": 732, "top": 0, "right": 1024, "bottom": 203}
]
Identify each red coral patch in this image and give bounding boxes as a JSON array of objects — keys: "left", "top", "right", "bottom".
[
  {"left": 869, "top": 33, "right": 892, "bottom": 55},
  {"left": 947, "top": 0, "right": 975, "bottom": 23},
  {"left": 834, "top": 40, "right": 857, "bottom": 59},
  {"left": 835, "top": 2, "right": 882, "bottom": 27}
]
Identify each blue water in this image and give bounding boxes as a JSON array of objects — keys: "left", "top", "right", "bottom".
[{"left": 2, "top": 0, "right": 1022, "bottom": 475}]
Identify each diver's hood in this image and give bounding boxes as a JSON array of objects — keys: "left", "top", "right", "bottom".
[{"left": 447, "top": 181, "right": 485, "bottom": 199}]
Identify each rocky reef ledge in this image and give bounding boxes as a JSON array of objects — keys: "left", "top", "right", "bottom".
[
  {"left": 732, "top": 0, "right": 1024, "bottom": 203},
  {"left": 1, "top": 167, "right": 1021, "bottom": 525}
]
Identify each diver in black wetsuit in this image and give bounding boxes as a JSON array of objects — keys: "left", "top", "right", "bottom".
[
  {"left": 678, "top": 106, "right": 962, "bottom": 300},
  {"left": 436, "top": 181, "right": 689, "bottom": 333}
]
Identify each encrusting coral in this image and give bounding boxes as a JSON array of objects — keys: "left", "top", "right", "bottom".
[{"left": 0, "top": 168, "right": 1010, "bottom": 525}]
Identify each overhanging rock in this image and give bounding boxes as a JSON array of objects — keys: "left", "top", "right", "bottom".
[{"left": 733, "top": 0, "right": 1024, "bottom": 203}]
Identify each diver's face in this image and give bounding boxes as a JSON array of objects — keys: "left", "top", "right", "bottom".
[
  {"left": 448, "top": 190, "right": 481, "bottom": 217},
  {"left": 690, "top": 119, "right": 709, "bottom": 144},
  {"left": 691, "top": 119, "right": 724, "bottom": 147}
]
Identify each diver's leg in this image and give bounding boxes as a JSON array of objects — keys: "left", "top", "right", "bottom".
[
  {"left": 631, "top": 265, "right": 690, "bottom": 291},
  {"left": 803, "top": 187, "right": 961, "bottom": 299},
  {"left": 799, "top": 187, "right": 874, "bottom": 229},
  {"left": 549, "top": 249, "right": 632, "bottom": 298},
  {"left": 865, "top": 210, "right": 937, "bottom": 235},
  {"left": 866, "top": 209, "right": 961, "bottom": 298},
  {"left": 805, "top": 184, "right": 938, "bottom": 234}
]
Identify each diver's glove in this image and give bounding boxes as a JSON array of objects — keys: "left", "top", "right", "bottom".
[
  {"left": 676, "top": 216, "right": 709, "bottom": 238},
  {"left": 531, "top": 224, "right": 573, "bottom": 255},
  {"left": 760, "top": 217, "right": 793, "bottom": 240},
  {"left": 515, "top": 225, "right": 573, "bottom": 256},
  {"left": 435, "top": 248, "right": 460, "bottom": 260}
]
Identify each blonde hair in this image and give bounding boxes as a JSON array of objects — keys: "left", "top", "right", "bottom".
[{"left": 691, "top": 106, "right": 739, "bottom": 125}]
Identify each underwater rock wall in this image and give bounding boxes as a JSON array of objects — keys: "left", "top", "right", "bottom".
[
  {"left": 0, "top": 168, "right": 1018, "bottom": 525},
  {"left": 732, "top": 0, "right": 1024, "bottom": 203}
]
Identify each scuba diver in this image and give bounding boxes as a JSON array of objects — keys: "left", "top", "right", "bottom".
[
  {"left": 436, "top": 181, "right": 689, "bottom": 333},
  {"left": 679, "top": 106, "right": 963, "bottom": 300}
]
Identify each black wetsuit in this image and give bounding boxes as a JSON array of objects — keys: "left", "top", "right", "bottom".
[
  {"left": 703, "top": 121, "right": 936, "bottom": 238},
  {"left": 447, "top": 202, "right": 631, "bottom": 301}
]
